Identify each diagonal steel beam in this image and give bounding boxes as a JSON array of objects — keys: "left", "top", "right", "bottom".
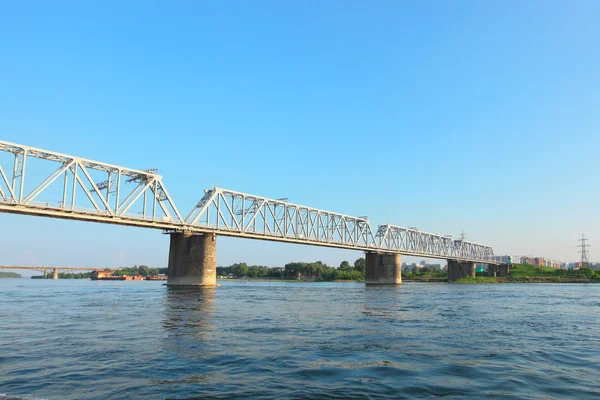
[
  {"left": 23, "top": 161, "right": 74, "bottom": 204},
  {"left": 0, "top": 165, "right": 16, "bottom": 200}
]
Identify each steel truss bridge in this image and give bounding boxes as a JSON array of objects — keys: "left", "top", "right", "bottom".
[{"left": 0, "top": 140, "right": 496, "bottom": 263}]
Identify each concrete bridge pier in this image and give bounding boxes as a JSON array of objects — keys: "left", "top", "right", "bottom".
[
  {"left": 43, "top": 270, "right": 48, "bottom": 278},
  {"left": 52, "top": 268, "right": 58, "bottom": 280},
  {"left": 365, "top": 252, "right": 402, "bottom": 284},
  {"left": 488, "top": 263, "right": 510, "bottom": 277},
  {"left": 447, "top": 260, "right": 475, "bottom": 282},
  {"left": 167, "top": 232, "right": 217, "bottom": 286}
]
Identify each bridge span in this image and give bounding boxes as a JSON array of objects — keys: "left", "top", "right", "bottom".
[{"left": 0, "top": 140, "right": 500, "bottom": 285}]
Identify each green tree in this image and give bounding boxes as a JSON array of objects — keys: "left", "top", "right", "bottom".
[
  {"left": 0, "top": 271, "right": 22, "bottom": 278},
  {"left": 339, "top": 261, "right": 352, "bottom": 270},
  {"left": 138, "top": 265, "right": 150, "bottom": 276},
  {"left": 354, "top": 258, "right": 365, "bottom": 272},
  {"left": 235, "top": 263, "right": 249, "bottom": 277}
]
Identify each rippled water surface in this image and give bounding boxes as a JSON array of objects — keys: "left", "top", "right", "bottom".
[{"left": 1, "top": 280, "right": 599, "bottom": 399}]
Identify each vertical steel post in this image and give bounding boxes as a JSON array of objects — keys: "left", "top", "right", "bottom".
[
  {"left": 143, "top": 188, "right": 147, "bottom": 218},
  {"left": 283, "top": 205, "right": 288, "bottom": 236},
  {"left": 295, "top": 208, "right": 298, "bottom": 238},
  {"left": 11, "top": 154, "right": 16, "bottom": 193},
  {"left": 241, "top": 196, "right": 245, "bottom": 231},
  {"left": 216, "top": 194, "right": 220, "bottom": 229},
  {"left": 106, "top": 171, "right": 112, "bottom": 208},
  {"left": 253, "top": 203, "right": 257, "bottom": 232},
  {"left": 71, "top": 163, "right": 78, "bottom": 209},
  {"left": 18, "top": 150, "right": 27, "bottom": 202},
  {"left": 115, "top": 170, "right": 121, "bottom": 214},
  {"left": 231, "top": 195, "right": 235, "bottom": 229},
  {"left": 12, "top": 152, "right": 19, "bottom": 194},
  {"left": 206, "top": 201, "right": 210, "bottom": 226},
  {"left": 62, "top": 169, "right": 68, "bottom": 208},
  {"left": 316, "top": 212, "right": 320, "bottom": 241},
  {"left": 152, "top": 180, "right": 157, "bottom": 220}
]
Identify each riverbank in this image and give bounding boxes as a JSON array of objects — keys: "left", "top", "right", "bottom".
[
  {"left": 455, "top": 276, "right": 600, "bottom": 284},
  {"left": 0, "top": 271, "right": 22, "bottom": 278}
]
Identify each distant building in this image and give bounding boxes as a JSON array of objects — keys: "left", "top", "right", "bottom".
[
  {"left": 90, "top": 269, "right": 144, "bottom": 281},
  {"left": 548, "top": 260, "right": 561, "bottom": 269},
  {"left": 534, "top": 257, "right": 546, "bottom": 266},
  {"left": 494, "top": 255, "right": 521, "bottom": 264},
  {"left": 567, "top": 262, "right": 581, "bottom": 270},
  {"left": 90, "top": 269, "right": 113, "bottom": 279}
]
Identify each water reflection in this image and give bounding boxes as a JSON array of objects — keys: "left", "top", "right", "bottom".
[
  {"left": 163, "top": 286, "right": 216, "bottom": 344},
  {"left": 362, "top": 284, "right": 406, "bottom": 321}
]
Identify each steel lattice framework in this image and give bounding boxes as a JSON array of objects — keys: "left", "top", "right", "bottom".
[
  {"left": 0, "top": 140, "right": 495, "bottom": 263},
  {"left": 185, "top": 187, "right": 377, "bottom": 250},
  {"left": 375, "top": 225, "right": 495, "bottom": 261},
  {"left": 0, "top": 140, "right": 184, "bottom": 229}
]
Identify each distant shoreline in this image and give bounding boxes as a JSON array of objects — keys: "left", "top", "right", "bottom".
[{"left": 455, "top": 276, "right": 600, "bottom": 284}]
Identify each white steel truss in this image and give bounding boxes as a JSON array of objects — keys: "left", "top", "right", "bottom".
[
  {"left": 0, "top": 140, "right": 183, "bottom": 227},
  {"left": 0, "top": 140, "right": 496, "bottom": 263},
  {"left": 375, "top": 225, "right": 495, "bottom": 262},
  {"left": 185, "top": 187, "right": 378, "bottom": 251}
]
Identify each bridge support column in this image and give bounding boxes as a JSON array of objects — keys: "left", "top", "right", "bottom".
[
  {"left": 43, "top": 270, "right": 48, "bottom": 278},
  {"left": 497, "top": 263, "right": 510, "bottom": 277},
  {"left": 52, "top": 268, "right": 58, "bottom": 280},
  {"left": 487, "top": 263, "right": 510, "bottom": 277},
  {"left": 448, "top": 260, "right": 475, "bottom": 282},
  {"left": 365, "top": 253, "right": 402, "bottom": 285},
  {"left": 167, "top": 232, "right": 217, "bottom": 286}
]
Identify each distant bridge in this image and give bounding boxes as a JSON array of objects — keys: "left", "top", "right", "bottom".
[
  {"left": 0, "top": 140, "right": 499, "bottom": 285},
  {"left": 0, "top": 266, "right": 114, "bottom": 279}
]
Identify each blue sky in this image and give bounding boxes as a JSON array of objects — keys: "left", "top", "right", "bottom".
[{"left": 1, "top": 1, "right": 599, "bottom": 271}]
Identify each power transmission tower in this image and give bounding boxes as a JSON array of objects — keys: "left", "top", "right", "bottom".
[
  {"left": 459, "top": 230, "right": 467, "bottom": 241},
  {"left": 578, "top": 234, "right": 590, "bottom": 266}
]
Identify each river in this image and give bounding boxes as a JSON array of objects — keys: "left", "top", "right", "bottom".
[{"left": 1, "top": 280, "right": 599, "bottom": 399}]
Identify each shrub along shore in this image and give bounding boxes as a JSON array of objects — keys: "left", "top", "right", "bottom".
[
  {"left": 25, "top": 262, "right": 600, "bottom": 283},
  {"left": 455, "top": 264, "right": 600, "bottom": 283}
]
